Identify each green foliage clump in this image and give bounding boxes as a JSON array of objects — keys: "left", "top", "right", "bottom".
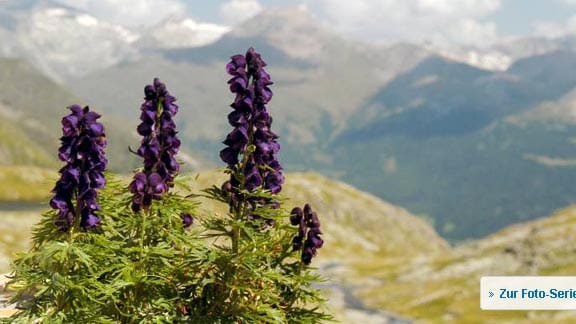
[{"left": 8, "top": 171, "right": 331, "bottom": 322}]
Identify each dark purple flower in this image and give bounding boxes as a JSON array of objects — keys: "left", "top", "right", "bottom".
[
  {"left": 223, "top": 127, "right": 249, "bottom": 152},
  {"left": 50, "top": 105, "right": 107, "bottom": 230},
  {"left": 181, "top": 213, "right": 193, "bottom": 228},
  {"left": 290, "top": 204, "right": 323, "bottom": 265},
  {"left": 219, "top": 147, "right": 239, "bottom": 167},
  {"left": 292, "top": 236, "right": 303, "bottom": 252},
  {"left": 130, "top": 78, "right": 180, "bottom": 212},
  {"left": 221, "top": 180, "right": 233, "bottom": 196},
  {"left": 244, "top": 157, "right": 263, "bottom": 192},
  {"left": 290, "top": 207, "right": 303, "bottom": 226},
  {"left": 81, "top": 210, "right": 101, "bottom": 229},
  {"left": 226, "top": 54, "right": 246, "bottom": 75},
  {"left": 129, "top": 172, "right": 168, "bottom": 212},
  {"left": 265, "top": 171, "right": 284, "bottom": 195},
  {"left": 129, "top": 172, "right": 146, "bottom": 193}
]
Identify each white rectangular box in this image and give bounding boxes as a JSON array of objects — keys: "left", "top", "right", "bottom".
[{"left": 481, "top": 276, "right": 576, "bottom": 310}]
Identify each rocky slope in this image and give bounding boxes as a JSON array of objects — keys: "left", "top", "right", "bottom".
[{"left": 352, "top": 206, "right": 576, "bottom": 323}]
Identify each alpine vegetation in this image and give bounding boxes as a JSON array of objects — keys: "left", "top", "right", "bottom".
[{"left": 8, "top": 48, "right": 330, "bottom": 323}]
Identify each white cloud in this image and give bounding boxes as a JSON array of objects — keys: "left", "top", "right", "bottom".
[
  {"left": 310, "top": 0, "right": 501, "bottom": 46},
  {"left": 219, "top": 0, "right": 263, "bottom": 25},
  {"left": 54, "top": 0, "right": 186, "bottom": 27},
  {"left": 416, "top": 0, "right": 500, "bottom": 16},
  {"left": 533, "top": 15, "right": 576, "bottom": 38},
  {"left": 439, "top": 19, "right": 499, "bottom": 46}
]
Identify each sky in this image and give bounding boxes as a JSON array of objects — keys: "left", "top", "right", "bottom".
[{"left": 51, "top": 0, "right": 576, "bottom": 47}]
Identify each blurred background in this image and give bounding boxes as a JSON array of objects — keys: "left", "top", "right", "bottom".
[{"left": 3, "top": 0, "right": 576, "bottom": 322}]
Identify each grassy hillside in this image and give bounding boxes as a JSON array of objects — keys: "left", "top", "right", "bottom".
[
  {"left": 0, "top": 116, "right": 55, "bottom": 168},
  {"left": 185, "top": 170, "right": 447, "bottom": 260},
  {"left": 0, "top": 166, "right": 55, "bottom": 202}
]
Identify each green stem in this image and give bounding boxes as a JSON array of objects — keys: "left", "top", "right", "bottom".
[
  {"left": 231, "top": 200, "right": 242, "bottom": 254},
  {"left": 140, "top": 208, "right": 150, "bottom": 259},
  {"left": 230, "top": 74, "right": 259, "bottom": 254},
  {"left": 70, "top": 191, "right": 82, "bottom": 243},
  {"left": 232, "top": 227, "right": 239, "bottom": 254}
]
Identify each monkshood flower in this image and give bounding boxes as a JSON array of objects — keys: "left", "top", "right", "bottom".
[
  {"left": 290, "top": 204, "right": 323, "bottom": 265},
  {"left": 220, "top": 47, "right": 284, "bottom": 207},
  {"left": 130, "top": 78, "right": 180, "bottom": 212},
  {"left": 49, "top": 105, "right": 107, "bottom": 230}
]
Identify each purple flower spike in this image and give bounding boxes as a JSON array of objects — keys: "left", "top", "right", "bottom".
[
  {"left": 290, "top": 204, "right": 323, "bottom": 265},
  {"left": 130, "top": 78, "right": 180, "bottom": 212},
  {"left": 220, "top": 48, "right": 284, "bottom": 220},
  {"left": 50, "top": 105, "right": 107, "bottom": 230}
]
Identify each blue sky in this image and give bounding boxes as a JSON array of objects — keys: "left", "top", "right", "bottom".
[
  {"left": 485, "top": 0, "right": 575, "bottom": 35},
  {"left": 53, "top": 0, "right": 576, "bottom": 46}
]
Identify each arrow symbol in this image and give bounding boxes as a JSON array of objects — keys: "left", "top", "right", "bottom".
[{"left": 489, "top": 291, "right": 494, "bottom": 298}]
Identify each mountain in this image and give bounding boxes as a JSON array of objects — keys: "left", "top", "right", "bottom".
[
  {"left": 0, "top": 1, "right": 140, "bottom": 81},
  {"left": 492, "top": 36, "right": 569, "bottom": 61},
  {"left": 20, "top": 6, "right": 138, "bottom": 81},
  {"left": 0, "top": 58, "right": 141, "bottom": 171},
  {"left": 0, "top": 166, "right": 55, "bottom": 202},
  {"left": 331, "top": 50, "right": 576, "bottom": 240},
  {"left": 6, "top": 4, "right": 576, "bottom": 242},
  {"left": 433, "top": 34, "right": 576, "bottom": 72},
  {"left": 345, "top": 51, "right": 576, "bottom": 139},
  {"left": 508, "top": 87, "right": 576, "bottom": 125},
  {"left": 66, "top": 8, "right": 576, "bottom": 241}
]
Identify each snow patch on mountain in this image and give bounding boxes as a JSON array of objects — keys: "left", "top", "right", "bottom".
[{"left": 139, "top": 16, "right": 230, "bottom": 49}]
